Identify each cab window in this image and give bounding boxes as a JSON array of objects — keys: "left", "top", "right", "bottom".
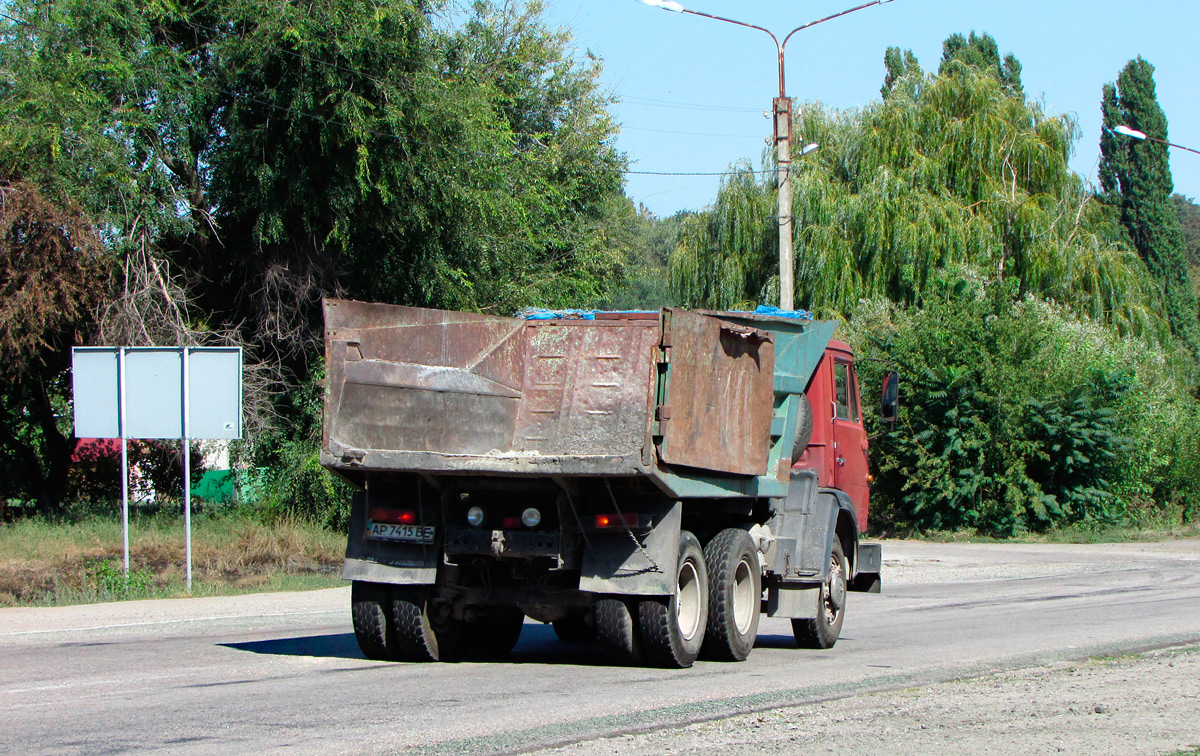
[{"left": 834, "top": 362, "right": 860, "bottom": 423}]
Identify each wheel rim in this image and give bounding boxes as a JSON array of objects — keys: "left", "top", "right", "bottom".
[
  {"left": 732, "top": 556, "right": 755, "bottom": 635},
  {"left": 676, "top": 559, "right": 702, "bottom": 642},
  {"left": 823, "top": 551, "right": 845, "bottom": 625}
]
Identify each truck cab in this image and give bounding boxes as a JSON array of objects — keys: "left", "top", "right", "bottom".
[{"left": 795, "top": 339, "right": 871, "bottom": 532}]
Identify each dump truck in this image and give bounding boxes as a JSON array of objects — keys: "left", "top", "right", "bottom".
[{"left": 321, "top": 299, "right": 893, "bottom": 668}]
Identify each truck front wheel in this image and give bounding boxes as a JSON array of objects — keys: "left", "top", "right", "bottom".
[
  {"left": 791, "top": 539, "right": 847, "bottom": 649},
  {"left": 391, "top": 587, "right": 465, "bottom": 662},
  {"left": 702, "top": 528, "right": 761, "bottom": 661},
  {"left": 351, "top": 581, "right": 400, "bottom": 661},
  {"left": 638, "top": 530, "right": 708, "bottom": 668}
]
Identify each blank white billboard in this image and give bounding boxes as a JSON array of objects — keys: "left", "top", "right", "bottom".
[{"left": 71, "top": 347, "right": 242, "bottom": 440}]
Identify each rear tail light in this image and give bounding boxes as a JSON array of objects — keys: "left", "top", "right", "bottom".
[
  {"left": 370, "top": 507, "right": 416, "bottom": 525},
  {"left": 594, "top": 513, "right": 639, "bottom": 529}
]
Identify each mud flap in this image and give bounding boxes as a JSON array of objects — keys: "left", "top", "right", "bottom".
[
  {"left": 579, "top": 501, "right": 680, "bottom": 596},
  {"left": 849, "top": 541, "right": 881, "bottom": 593}
]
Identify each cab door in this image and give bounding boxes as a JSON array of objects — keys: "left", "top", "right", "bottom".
[{"left": 831, "top": 358, "right": 870, "bottom": 529}]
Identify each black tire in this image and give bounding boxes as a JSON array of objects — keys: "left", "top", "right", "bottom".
[
  {"left": 596, "top": 597, "right": 644, "bottom": 664},
  {"left": 792, "top": 394, "right": 814, "bottom": 462},
  {"left": 391, "top": 587, "right": 465, "bottom": 662},
  {"left": 638, "top": 530, "right": 708, "bottom": 668},
  {"left": 792, "top": 538, "right": 848, "bottom": 649},
  {"left": 552, "top": 611, "right": 597, "bottom": 643},
  {"left": 351, "top": 581, "right": 400, "bottom": 661},
  {"left": 466, "top": 608, "right": 525, "bottom": 659},
  {"left": 701, "top": 528, "right": 762, "bottom": 662}
]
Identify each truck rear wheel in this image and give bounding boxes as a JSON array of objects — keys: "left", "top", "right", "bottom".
[
  {"left": 596, "top": 597, "right": 644, "bottom": 664},
  {"left": 638, "top": 530, "right": 708, "bottom": 668},
  {"left": 791, "top": 539, "right": 847, "bottom": 649},
  {"left": 701, "top": 528, "right": 761, "bottom": 662},
  {"left": 351, "top": 581, "right": 400, "bottom": 661},
  {"left": 391, "top": 587, "right": 465, "bottom": 662}
]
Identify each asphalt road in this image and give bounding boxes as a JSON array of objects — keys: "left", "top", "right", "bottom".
[{"left": 2, "top": 539, "right": 1199, "bottom": 756}]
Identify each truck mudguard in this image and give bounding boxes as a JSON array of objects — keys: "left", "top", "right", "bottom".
[
  {"left": 808, "top": 488, "right": 860, "bottom": 579},
  {"left": 342, "top": 492, "right": 438, "bottom": 585},
  {"left": 579, "top": 500, "right": 681, "bottom": 596},
  {"left": 767, "top": 470, "right": 858, "bottom": 583}
]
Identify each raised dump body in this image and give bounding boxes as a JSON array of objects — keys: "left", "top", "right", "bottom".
[{"left": 321, "top": 298, "right": 880, "bottom": 669}]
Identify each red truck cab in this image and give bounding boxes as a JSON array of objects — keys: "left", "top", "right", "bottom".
[{"left": 794, "top": 340, "right": 871, "bottom": 533}]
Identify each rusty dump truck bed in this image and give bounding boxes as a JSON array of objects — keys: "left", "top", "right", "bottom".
[{"left": 321, "top": 299, "right": 835, "bottom": 492}]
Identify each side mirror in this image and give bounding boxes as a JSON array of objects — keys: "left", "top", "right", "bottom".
[{"left": 881, "top": 371, "right": 899, "bottom": 423}]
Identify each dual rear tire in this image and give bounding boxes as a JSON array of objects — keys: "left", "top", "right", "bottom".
[
  {"left": 351, "top": 582, "right": 524, "bottom": 662},
  {"left": 597, "top": 530, "right": 710, "bottom": 668},
  {"left": 595, "top": 528, "right": 763, "bottom": 668},
  {"left": 702, "top": 528, "right": 761, "bottom": 662}
]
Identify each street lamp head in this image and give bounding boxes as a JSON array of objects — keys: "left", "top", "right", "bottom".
[
  {"left": 800, "top": 143, "right": 819, "bottom": 157},
  {"left": 639, "top": 0, "right": 685, "bottom": 11},
  {"left": 1113, "top": 124, "right": 1148, "bottom": 141}
]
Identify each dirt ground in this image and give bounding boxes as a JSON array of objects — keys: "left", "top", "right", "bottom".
[
  {"left": 520, "top": 645, "right": 1200, "bottom": 756},
  {"left": 523, "top": 646, "right": 1200, "bottom": 756}
]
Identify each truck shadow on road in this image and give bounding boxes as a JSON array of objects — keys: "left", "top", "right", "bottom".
[
  {"left": 220, "top": 624, "right": 657, "bottom": 667},
  {"left": 222, "top": 633, "right": 363, "bottom": 659}
]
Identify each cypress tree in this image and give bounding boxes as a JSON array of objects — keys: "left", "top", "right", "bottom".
[{"left": 1099, "top": 57, "right": 1198, "bottom": 353}]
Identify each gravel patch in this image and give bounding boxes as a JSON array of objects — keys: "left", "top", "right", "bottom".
[{"left": 524, "top": 646, "right": 1200, "bottom": 756}]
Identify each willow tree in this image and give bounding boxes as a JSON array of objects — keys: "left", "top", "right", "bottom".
[{"left": 670, "top": 41, "right": 1161, "bottom": 337}]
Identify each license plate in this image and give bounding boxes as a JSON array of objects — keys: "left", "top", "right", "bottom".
[{"left": 367, "top": 522, "right": 436, "bottom": 544}]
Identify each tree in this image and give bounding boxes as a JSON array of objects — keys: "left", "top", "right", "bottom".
[
  {"left": 939, "top": 31, "right": 1022, "bottom": 96},
  {"left": 0, "top": 176, "right": 107, "bottom": 508},
  {"left": 0, "top": 0, "right": 631, "bottom": 508},
  {"left": 1099, "top": 57, "right": 1198, "bottom": 353},
  {"left": 671, "top": 49, "right": 1160, "bottom": 337},
  {"left": 880, "top": 46, "right": 922, "bottom": 100}
]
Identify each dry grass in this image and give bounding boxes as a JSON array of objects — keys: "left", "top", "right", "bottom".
[{"left": 0, "top": 513, "right": 345, "bottom": 606}]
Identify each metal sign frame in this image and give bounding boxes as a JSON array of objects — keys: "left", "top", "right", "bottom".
[{"left": 71, "top": 347, "right": 244, "bottom": 590}]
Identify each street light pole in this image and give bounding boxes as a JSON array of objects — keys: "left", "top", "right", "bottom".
[
  {"left": 1113, "top": 124, "right": 1200, "bottom": 157},
  {"left": 640, "top": 0, "right": 896, "bottom": 310}
]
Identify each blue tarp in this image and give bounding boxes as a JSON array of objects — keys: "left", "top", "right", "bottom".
[
  {"left": 517, "top": 308, "right": 596, "bottom": 320},
  {"left": 517, "top": 305, "right": 812, "bottom": 321},
  {"left": 751, "top": 305, "right": 814, "bottom": 320}
]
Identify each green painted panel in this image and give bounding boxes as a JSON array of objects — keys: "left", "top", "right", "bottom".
[{"left": 651, "top": 468, "right": 789, "bottom": 499}]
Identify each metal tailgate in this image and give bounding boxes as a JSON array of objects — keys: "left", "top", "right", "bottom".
[{"left": 655, "top": 309, "right": 775, "bottom": 477}]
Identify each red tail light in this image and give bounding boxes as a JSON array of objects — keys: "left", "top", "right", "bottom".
[
  {"left": 370, "top": 507, "right": 416, "bottom": 525},
  {"left": 595, "top": 513, "right": 639, "bottom": 529}
]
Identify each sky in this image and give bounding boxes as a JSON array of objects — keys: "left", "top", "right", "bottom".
[{"left": 543, "top": 0, "right": 1200, "bottom": 217}]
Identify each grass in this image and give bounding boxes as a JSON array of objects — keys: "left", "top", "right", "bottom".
[{"left": 0, "top": 510, "right": 345, "bottom": 607}]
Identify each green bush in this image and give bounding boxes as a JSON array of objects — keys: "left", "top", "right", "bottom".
[
  {"left": 82, "top": 557, "right": 154, "bottom": 600},
  {"left": 846, "top": 272, "right": 1200, "bottom": 536}
]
